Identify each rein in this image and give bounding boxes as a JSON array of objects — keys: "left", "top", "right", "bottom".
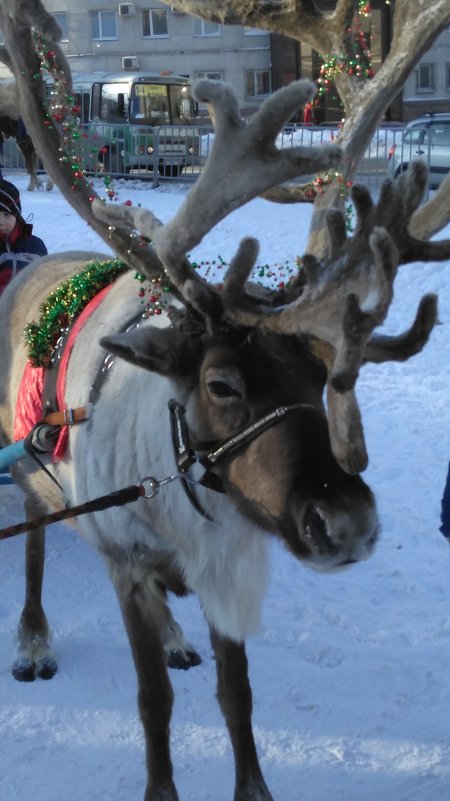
[
  {"left": 0, "top": 470, "right": 204, "bottom": 541},
  {"left": 0, "top": 483, "right": 144, "bottom": 541},
  {"left": 0, "top": 399, "right": 316, "bottom": 540}
]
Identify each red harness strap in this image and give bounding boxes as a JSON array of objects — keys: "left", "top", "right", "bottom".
[{"left": 14, "top": 284, "right": 113, "bottom": 460}]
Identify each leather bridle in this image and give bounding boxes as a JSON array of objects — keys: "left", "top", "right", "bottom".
[{"left": 169, "top": 398, "right": 316, "bottom": 521}]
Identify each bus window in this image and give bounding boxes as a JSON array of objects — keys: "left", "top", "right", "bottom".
[
  {"left": 91, "top": 83, "right": 102, "bottom": 119},
  {"left": 99, "top": 83, "right": 129, "bottom": 122},
  {"left": 73, "top": 91, "right": 90, "bottom": 124},
  {"left": 170, "top": 85, "right": 195, "bottom": 124},
  {"left": 130, "top": 84, "right": 170, "bottom": 124}
]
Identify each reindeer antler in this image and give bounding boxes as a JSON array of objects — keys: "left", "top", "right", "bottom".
[
  {"left": 93, "top": 90, "right": 447, "bottom": 475},
  {"left": 93, "top": 77, "right": 342, "bottom": 319},
  {"left": 220, "top": 161, "right": 446, "bottom": 472}
]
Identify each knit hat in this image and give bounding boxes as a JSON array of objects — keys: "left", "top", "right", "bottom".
[{"left": 0, "top": 180, "right": 23, "bottom": 220}]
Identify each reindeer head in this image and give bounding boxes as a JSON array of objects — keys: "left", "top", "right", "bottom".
[{"left": 101, "top": 316, "right": 379, "bottom": 571}]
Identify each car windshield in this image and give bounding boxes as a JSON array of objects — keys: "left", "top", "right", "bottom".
[
  {"left": 403, "top": 126, "right": 423, "bottom": 145},
  {"left": 428, "top": 123, "right": 450, "bottom": 146}
]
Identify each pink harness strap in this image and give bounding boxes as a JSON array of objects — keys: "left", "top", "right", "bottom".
[{"left": 13, "top": 365, "right": 45, "bottom": 442}]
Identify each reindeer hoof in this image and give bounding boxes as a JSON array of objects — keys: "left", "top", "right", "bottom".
[
  {"left": 12, "top": 654, "right": 58, "bottom": 681},
  {"left": 36, "top": 656, "right": 58, "bottom": 680},
  {"left": 12, "top": 657, "right": 35, "bottom": 682},
  {"left": 168, "top": 647, "right": 202, "bottom": 670}
]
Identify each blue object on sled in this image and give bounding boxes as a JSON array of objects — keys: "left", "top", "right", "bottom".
[
  {"left": 0, "top": 440, "right": 28, "bottom": 482},
  {"left": 0, "top": 426, "right": 57, "bottom": 484},
  {"left": 0, "top": 439, "right": 27, "bottom": 471}
]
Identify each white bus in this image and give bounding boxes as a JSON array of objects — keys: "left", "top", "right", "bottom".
[{"left": 56, "top": 71, "right": 202, "bottom": 176}]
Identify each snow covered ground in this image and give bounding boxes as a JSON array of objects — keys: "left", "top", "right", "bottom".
[{"left": 0, "top": 171, "right": 450, "bottom": 801}]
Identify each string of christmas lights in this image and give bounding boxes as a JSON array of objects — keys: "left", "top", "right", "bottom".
[
  {"left": 317, "top": 3, "right": 376, "bottom": 101},
  {"left": 33, "top": 32, "right": 91, "bottom": 192}
]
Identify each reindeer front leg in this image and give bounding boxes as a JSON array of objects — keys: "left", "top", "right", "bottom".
[
  {"left": 12, "top": 495, "right": 57, "bottom": 682},
  {"left": 209, "top": 627, "right": 274, "bottom": 801},
  {"left": 110, "top": 564, "right": 180, "bottom": 801}
]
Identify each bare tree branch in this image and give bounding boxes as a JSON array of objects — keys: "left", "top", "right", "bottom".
[{"left": 168, "top": 0, "right": 325, "bottom": 38}]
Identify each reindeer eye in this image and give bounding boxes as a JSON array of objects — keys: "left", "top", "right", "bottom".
[{"left": 207, "top": 381, "right": 242, "bottom": 398}]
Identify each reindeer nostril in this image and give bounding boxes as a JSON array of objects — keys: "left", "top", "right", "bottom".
[{"left": 303, "top": 505, "right": 337, "bottom": 555}]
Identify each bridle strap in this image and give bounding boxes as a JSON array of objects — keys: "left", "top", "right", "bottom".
[
  {"left": 169, "top": 399, "right": 317, "bottom": 520},
  {"left": 169, "top": 400, "right": 213, "bottom": 521},
  {"left": 197, "top": 403, "right": 316, "bottom": 469}
]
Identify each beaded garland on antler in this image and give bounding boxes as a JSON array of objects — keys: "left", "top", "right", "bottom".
[{"left": 23, "top": 250, "right": 311, "bottom": 370}]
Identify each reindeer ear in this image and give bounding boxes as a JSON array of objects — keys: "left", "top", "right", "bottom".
[{"left": 99, "top": 326, "right": 203, "bottom": 377}]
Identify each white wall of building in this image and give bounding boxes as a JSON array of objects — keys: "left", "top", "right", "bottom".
[
  {"left": 14, "top": 1, "right": 272, "bottom": 116},
  {"left": 400, "top": 27, "right": 450, "bottom": 119}
]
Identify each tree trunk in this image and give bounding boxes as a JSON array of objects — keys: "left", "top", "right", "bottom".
[{"left": 170, "top": 0, "right": 450, "bottom": 252}]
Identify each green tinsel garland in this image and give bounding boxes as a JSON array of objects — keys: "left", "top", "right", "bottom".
[{"left": 25, "top": 258, "right": 130, "bottom": 367}]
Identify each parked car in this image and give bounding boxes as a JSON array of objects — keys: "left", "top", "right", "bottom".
[{"left": 388, "top": 113, "right": 450, "bottom": 188}]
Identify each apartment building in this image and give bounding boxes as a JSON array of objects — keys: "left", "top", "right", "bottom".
[
  {"left": 0, "top": 2, "right": 448, "bottom": 122},
  {"left": 401, "top": 26, "right": 450, "bottom": 121},
  {"left": 12, "top": 0, "right": 272, "bottom": 117}
]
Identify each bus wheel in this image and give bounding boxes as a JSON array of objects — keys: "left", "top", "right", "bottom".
[{"left": 158, "top": 164, "right": 181, "bottom": 178}]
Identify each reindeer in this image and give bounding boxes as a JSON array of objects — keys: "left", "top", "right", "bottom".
[
  {"left": 0, "top": 78, "right": 53, "bottom": 191},
  {"left": 0, "top": 113, "right": 53, "bottom": 191},
  {"left": 0, "top": 4, "right": 449, "bottom": 801}
]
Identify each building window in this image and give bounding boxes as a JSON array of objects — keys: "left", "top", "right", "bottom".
[
  {"left": 246, "top": 69, "right": 271, "bottom": 98},
  {"left": 244, "top": 27, "right": 267, "bottom": 36},
  {"left": 416, "top": 63, "right": 435, "bottom": 92},
  {"left": 193, "top": 18, "right": 220, "bottom": 36},
  {"left": 90, "top": 10, "right": 117, "bottom": 40},
  {"left": 194, "top": 70, "right": 223, "bottom": 82},
  {"left": 142, "top": 9, "right": 169, "bottom": 38},
  {"left": 53, "top": 12, "right": 68, "bottom": 42}
]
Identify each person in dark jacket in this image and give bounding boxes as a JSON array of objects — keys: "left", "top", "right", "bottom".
[
  {"left": 439, "top": 462, "right": 450, "bottom": 540},
  {"left": 0, "top": 131, "right": 4, "bottom": 180},
  {"left": 0, "top": 179, "right": 47, "bottom": 296}
]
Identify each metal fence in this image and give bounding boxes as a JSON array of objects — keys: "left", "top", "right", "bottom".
[
  {"left": 1, "top": 123, "right": 407, "bottom": 191},
  {"left": 277, "top": 123, "right": 407, "bottom": 191},
  {"left": 1, "top": 124, "right": 216, "bottom": 187}
]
